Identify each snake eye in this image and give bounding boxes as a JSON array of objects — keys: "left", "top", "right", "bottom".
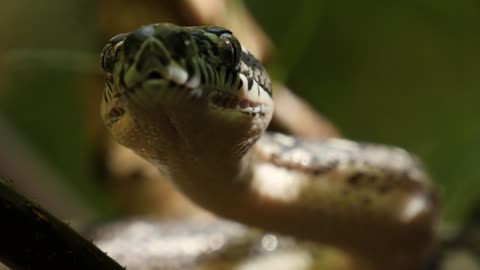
[
  {"left": 100, "top": 44, "right": 115, "bottom": 73},
  {"left": 101, "top": 34, "right": 127, "bottom": 73},
  {"left": 218, "top": 32, "right": 241, "bottom": 69}
]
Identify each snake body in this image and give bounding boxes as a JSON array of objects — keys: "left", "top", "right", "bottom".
[{"left": 100, "top": 24, "right": 438, "bottom": 269}]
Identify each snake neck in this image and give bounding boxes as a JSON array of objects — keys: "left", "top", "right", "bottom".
[
  {"left": 163, "top": 148, "right": 254, "bottom": 209},
  {"left": 106, "top": 101, "right": 261, "bottom": 210}
]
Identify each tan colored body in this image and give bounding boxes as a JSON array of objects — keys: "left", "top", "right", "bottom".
[
  {"left": 101, "top": 24, "right": 439, "bottom": 270},
  {"left": 104, "top": 97, "right": 437, "bottom": 269}
]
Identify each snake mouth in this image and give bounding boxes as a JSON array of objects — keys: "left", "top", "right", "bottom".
[
  {"left": 122, "top": 63, "right": 272, "bottom": 118},
  {"left": 209, "top": 90, "right": 270, "bottom": 117}
]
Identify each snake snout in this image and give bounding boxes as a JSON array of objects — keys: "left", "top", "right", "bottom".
[
  {"left": 123, "top": 25, "right": 156, "bottom": 51},
  {"left": 146, "top": 71, "right": 163, "bottom": 80},
  {"left": 123, "top": 39, "right": 182, "bottom": 89}
]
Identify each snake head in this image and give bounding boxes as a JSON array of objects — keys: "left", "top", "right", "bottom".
[
  {"left": 102, "top": 24, "right": 239, "bottom": 89},
  {"left": 100, "top": 24, "right": 274, "bottom": 161}
]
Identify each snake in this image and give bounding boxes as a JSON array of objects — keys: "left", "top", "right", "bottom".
[{"left": 100, "top": 23, "right": 439, "bottom": 270}]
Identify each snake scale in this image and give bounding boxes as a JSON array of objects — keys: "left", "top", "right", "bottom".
[{"left": 100, "top": 24, "right": 439, "bottom": 270}]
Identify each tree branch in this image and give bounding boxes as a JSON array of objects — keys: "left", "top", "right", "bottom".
[{"left": 0, "top": 178, "right": 124, "bottom": 270}]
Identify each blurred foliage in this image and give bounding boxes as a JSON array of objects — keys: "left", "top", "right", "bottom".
[
  {"left": 0, "top": 0, "right": 111, "bottom": 215},
  {"left": 0, "top": 0, "right": 479, "bottom": 226},
  {"left": 247, "top": 0, "right": 480, "bottom": 224}
]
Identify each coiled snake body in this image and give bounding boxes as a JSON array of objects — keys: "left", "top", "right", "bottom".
[{"left": 100, "top": 24, "right": 438, "bottom": 270}]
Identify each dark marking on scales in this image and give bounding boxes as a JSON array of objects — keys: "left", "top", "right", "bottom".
[
  {"left": 185, "top": 60, "right": 196, "bottom": 84},
  {"left": 229, "top": 71, "right": 237, "bottom": 87},
  {"left": 348, "top": 173, "right": 364, "bottom": 186},
  {"left": 237, "top": 78, "right": 243, "bottom": 90},
  {"left": 247, "top": 77, "right": 254, "bottom": 90},
  {"left": 223, "top": 70, "right": 230, "bottom": 85},
  {"left": 205, "top": 64, "right": 214, "bottom": 84},
  {"left": 238, "top": 50, "right": 272, "bottom": 96},
  {"left": 199, "top": 62, "right": 209, "bottom": 84}
]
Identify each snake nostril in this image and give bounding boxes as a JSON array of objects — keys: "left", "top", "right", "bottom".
[{"left": 146, "top": 71, "right": 163, "bottom": 80}]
